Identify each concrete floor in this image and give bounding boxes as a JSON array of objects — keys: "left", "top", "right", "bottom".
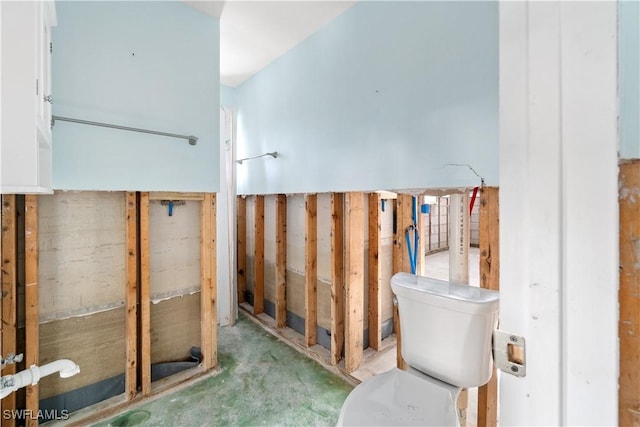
[{"left": 96, "top": 314, "right": 353, "bottom": 426}]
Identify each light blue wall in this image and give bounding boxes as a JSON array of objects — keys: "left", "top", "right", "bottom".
[
  {"left": 221, "top": 84, "right": 235, "bottom": 108},
  {"left": 620, "top": 0, "right": 640, "bottom": 159},
  {"left": 234, "top": 1, "right": 498, "bottom": 195},
  {"left": 52, "top": 1, "right": 219, "bottom": 191}
]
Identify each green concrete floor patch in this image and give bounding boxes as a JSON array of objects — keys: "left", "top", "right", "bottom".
[{"left": 96, "top": 314, "right": 352, "bottom": 426}]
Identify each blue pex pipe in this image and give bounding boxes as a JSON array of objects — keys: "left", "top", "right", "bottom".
[{"left": 405, "top": 226, "right": 419, "bottom": 274}]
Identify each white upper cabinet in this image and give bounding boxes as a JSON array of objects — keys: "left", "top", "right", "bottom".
[{"left": 1, "top": 1, "right": 57, "bottom": 194}]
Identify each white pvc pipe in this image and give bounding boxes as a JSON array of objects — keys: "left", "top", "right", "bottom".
[
  {"left": 1, "top": 359, "right": 80, "bottom": 400},
  {"left": 448, "top": 193, "right": 470, "bottom": 285}
]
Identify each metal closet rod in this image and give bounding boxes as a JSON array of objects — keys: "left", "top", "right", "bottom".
[
  {"left": 52, "top": 115, "right": 198, "bottom": 146},
  {"left": 236, "top": 151, "right": 278, "bottom": 164}
]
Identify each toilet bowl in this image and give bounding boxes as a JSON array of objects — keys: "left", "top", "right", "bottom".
[
  {"left": 337, "top": 273, "right": 499, "bottom": 427},
  {"left": 337, "top": 367, "right": 460, "bottom": 426}
]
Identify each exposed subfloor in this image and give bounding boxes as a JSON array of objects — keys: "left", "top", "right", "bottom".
[{"left": 95, "top": 313, "right": 353, "bottom": 427}]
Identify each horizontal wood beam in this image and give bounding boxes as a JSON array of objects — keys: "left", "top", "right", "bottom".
[{"left": 148, "top": 192, "right": 204, "bottom": 201}]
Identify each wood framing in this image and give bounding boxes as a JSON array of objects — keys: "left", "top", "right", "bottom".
[
  {"left": 477, "top": 186, "right": 500, "bottom": 427},
  {"left": 345, "top": 192, "right": 365, "bottom": 373},
  {"left": 237, "top": 196, "right": 247, "bottom": 304},
  {"left": 1, "top": 195, "right": 17, "bottom": 425},
  {"left": 24, "top": 195, "right": 39, "bottom": 426},
  {"left": 200, "top": 193, "right": 217, "bottom": 369},
  {"left": 254, "top": 195, "right": 265, "bottom": 314},
  {"left": 139, "top": 192, "right": 151, "bottom": 395},
  {"left": 392, "top": 199, "right": 401, "bottom": 275},
  {"left": 125, "top": 192, "right": 138, "bottom": 399},
  {"left": 368, "top": 193, "right": 382, "bottom": 351},
  {"left": 304, "top": 194, "right": 318, "bottom": 345},
  {"left": 275, "top": 194, "right": 287, "bottom": 328},
  {"left": 148, "top": 192, "right": 205, "bottom": 201},
  {"left": 393, "top": 194, "right": 412, "bottom": 370},
  {"left": 330, "top": 193, "right": 345, "bottom": 365},
  {"left": 395, "top": 194, "right": 414, "bottom": 274},
  {"left": 620, "top": 160, "right": 640, "bottom": 427},
  {"left": 417, "top": 197, "right": 426, "bottom": 275}
]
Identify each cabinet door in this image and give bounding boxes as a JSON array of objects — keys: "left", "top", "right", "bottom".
[
  {"left": 36, "top": 1, "right": 54, "bottom": 147},
  {"left": 0, "top": 0, "right": 56, "bottom": 194}
]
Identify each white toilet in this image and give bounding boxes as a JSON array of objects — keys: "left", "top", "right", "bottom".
[{"left": 337, "top": 272, "right": 499, "bottom": 426}]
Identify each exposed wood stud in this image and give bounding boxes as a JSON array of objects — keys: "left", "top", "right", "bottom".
[
  {"left": 304, "top": 194, "right": 318, "bottom": 345},
  {"left": 428, "top": 201, "right": 432, "bottom": 252},
  {"left": 254, "top": 195, "right": 265, "bottom": 314},
  {"left": 345, "top": 192, "right": 365, "bottom": 373},
  {"left": 396, "top": 194, "right": 414, "bottom": 274},
  {"left": 392, "top": 199, "right": 401, "bottom": 276},
  {"left": 368, "top": 193, "right": 382, "bottom": 351},
  {"left": 140, "top": 192, "right": 151, "bottom": 395},
  {"left": 392, "top": 194, "right": 412, "bottom": 371},
  {"left": 437, "top": 197, "right": 441, "bottom": 248},
  {"left": 477, "top": 186, "right": 500, "bottom": 427},
  {"left": 330, "top": 193, "right": 345, "bottom": 365},
  {"left": 24, "top": 195, "right": 39, "bottom": 426},
  {"left": 237, "top": 196, "right": 247, "bottom": 304},
  {"left": 1, "top": 195, "right": 17, "bottom": 425},
  {"left": 201, "top": 193, "right": 217, "bottom": 370},
  {"left": 210, "top": 195, "right": 218, "bottom": 368},
  {"left": 125, "top": 192, "right": 138, "bottom": 400},
  {"left": 619, "top": 160, "right": 640, "bottom": 427},
  {"left": 417, "top": 197, "right": 427, "bottom": 275},
  {"left": 275, "top": 194, "right": 287, "bottom": 328}
]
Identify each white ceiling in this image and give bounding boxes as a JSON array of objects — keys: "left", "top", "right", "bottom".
[{"left": 184, "top": 1, "right": 356, "bottom": 87}]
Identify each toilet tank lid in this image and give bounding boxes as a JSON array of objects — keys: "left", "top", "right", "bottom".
[{"left": 391, "top": 272, "right": 499, "bottom": 304}]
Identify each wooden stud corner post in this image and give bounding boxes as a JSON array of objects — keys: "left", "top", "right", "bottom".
[
  {"left": 201, "top": 193, "right": 217, "bottom": 370},
  {"left": 620, "top": 160, "right": 640, "bottom": 427},
  {"left": 125, "top": 192, "right": 138, "bottom": 399},
  {"left": 24, "top": 195, "right": 39, "bottom": 427},
  {"left": 477, "top": 186, "right": 500, "bottom": 427},
  {"left": 330, "top": 193, "right": 345, "bottom": 366},
  {"left": 345, "top": 192, "right": 365, "bottom": 373},
  {"left": 275, "top": 194, "right": 287, "bottom": 328},
  {"left": 305, "top": 194, "right": 318, "bottom": 346},
  {"left": 254, "top": 196, "right": 265, "bottom": 314}
]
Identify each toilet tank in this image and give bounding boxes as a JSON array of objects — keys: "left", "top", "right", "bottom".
[{"left": 391, "top": 272, "right": 499, "bottom": 388}]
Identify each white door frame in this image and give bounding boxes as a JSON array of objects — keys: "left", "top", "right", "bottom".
[{"left": 499, "top": 2, "right": 619, "bottom": 425}]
